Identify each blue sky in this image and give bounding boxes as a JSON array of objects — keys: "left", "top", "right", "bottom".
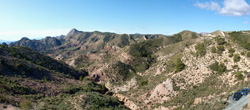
[{"left": 0, "top": 0, "right": 250, "bottom": 41}]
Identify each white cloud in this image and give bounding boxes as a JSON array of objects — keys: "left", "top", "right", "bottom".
[
  {"left": 195, "top": 0, "right": 250, "bottom": 16},
  {"left": 210, "top": 1, "right": 221, "bottom": 11},
  {"left": 195, "top": 1, "right": 220, "bottom": 11},
  {"left": 0, "top": 29, "right": 69, "bottom": 41},
  {"left": 244, "top": 21, "right": 248, "bottom": 24},
  {"left": 220, "top": 0, "right": 250, "bottom": 16},
  {"left": 195, "top": 2, "right": 210, "bottom": 9}
]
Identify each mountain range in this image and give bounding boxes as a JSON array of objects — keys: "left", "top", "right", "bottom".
[{"left": 1, "top": 29, "right": 250, "bottom": 110}]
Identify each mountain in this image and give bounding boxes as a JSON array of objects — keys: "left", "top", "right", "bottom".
[
  {"left": 9, "top": 36, "right": 63, "bottom": 53},
  {"left": 9, "top": 28, "right": 166, "bottom": 61},
  {"left": 0, "top": 44, "right": 87, "bottom": 79},
  {"left": 6, "top": 29, "right": 250, "bottom": 110},
  {"left": 9, "top": 28, "right": 200, "bottom": 59},
  {"left": 200, "top": 32, "right": 209, "bottom": 36},
  {"left": 66, "top": 28, "right": 80, "bottom": 37},
  {"left": 0, "top": 44, "right": 128, "bottom": 110},
  {"left": 178, "top": 30, "right": 200, "bottom": 39}
]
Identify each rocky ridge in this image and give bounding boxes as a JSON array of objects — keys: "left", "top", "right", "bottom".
[{"left": 7, "top": 29, "right": 250, "bottom": 110}]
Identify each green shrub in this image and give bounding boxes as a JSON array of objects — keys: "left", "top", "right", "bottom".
[
  {"left": 233, "top": 54, "right": 241, "bottom": 62},
  {"left": 79, "top": 76, "right": 83, "bottom": 81},
  {"left": 225, "top": 42, "right": 231, "bottom": 47},
  {"left": 241, "top": 52, "right": 245, "bottom": 55},
  {"left": 112, "top": 61, "right": 135, "bottom": 81},
  {"left": 154, "top": 103, "right": 161, "bottom": 108},
  {"left": 209, "top": 61, "right": 219, "bottom": 71},
  {"left": 235, "top": 71, "right": 244, "bottom": 80},
  {"left": 204, "top": 39, "right": 212, "bottom": 46},
  {"left": 0, "top": 77, "right": 36, "bottom": 95},
  {"left": 134, "top": 61, "right": 149, "bottom": 73},
  {"left": 169, "top": 34, "right": 183, "bottom": 43},
  {"left": 232, "top": 65, "right": 239, "bottom": 69},
  {"left": 229, "top": 53, "right": 233, "bottom": 57},
  {"left": 217, "top": 63, "right": 227, "bottom": 74},
  {"left": 216, "top": 37, "right": 226, "bottom": 45},
  {"left": 176, "top": 58, "right": 186, "bottom": 72},
  {"left": 244, "top": 43, "right": 250, "bottom": 50},
  {"left": 209, "top": 61, "right": 226, "bottom": 74},
  {"left": 228, "top": 48, "right": 235, "bottom": 54},
  {"left": 211, "top": 46, "right": 217, "bottom": 53},
  {"left": 195, "top": 43, "right": 206, "bottom": 57},
  {"left": 129, "top": 38, "right": 162, "bottom": 58},
  {"left": 0, "top": 95, "right": 7, "bottom": 103},
  {"left": 83, "top": 77, "right": 89, "bottom": 81},
  {"left": 216, "top": 45, "right": 225, "bottom": 55},
  {"left": 247, "top": 52, "right": 250, "bottom": 57},
  {"left": 82, "top": 92, "right": 127, "bottom": 110},
  {"left": 229, "top": 32, "right": 250, "bottom": 50},
  {"left": 10, "top": 51, "right": 18, "bottom": 56},
  {"left": 128, "top": 38, "right": 161, "bottom": 73},
  {"left": 20, "top": 100, "right": 33, "bottom": 110},
  {"left": 63, "top": 86, "right": 82, "bottom": 94},
  {"left": 139, "top": 80, "right": 148, "bottom": 87}
]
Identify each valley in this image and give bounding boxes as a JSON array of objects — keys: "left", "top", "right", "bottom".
[{"left": 2, "top": 29, "right": 250, "bottom": 109}]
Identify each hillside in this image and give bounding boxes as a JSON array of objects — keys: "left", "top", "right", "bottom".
[
  {"left": 9, "top": 36, "right": 64, "bottom": 53},
  {"left": 9, "top": 28, "right": 167, "bottom": 59},
  {"left": 0, "top": 44, "right": 128, "bottom": 110},
  {"left": 114, "top": 30, "right": 250, "bottom": 110},
  {"left": 7, "top": 29, "right": 250, "bottom": 110}
]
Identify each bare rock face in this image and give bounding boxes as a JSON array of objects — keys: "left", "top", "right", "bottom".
[
  {"left": 149, "top": 79, "right": 177, "bottom": 103},
  {"left": 113, "top": 93, "right": 138, "bottom": 110},
  {"left": 117, "top": 52, "right": 135, "bottom": 65},
  {"left": 211, "top": 30, "right": 225, "bottom": 37},
  {"left": 68, "top": 59, "right": 76, "bottom": 67},
  {"left": 193, "top": 97, "right": 202, "bottom": 105}
]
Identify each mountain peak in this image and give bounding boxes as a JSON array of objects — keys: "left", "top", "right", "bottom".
[
  {"left": 66, "top": 28, "right": 79, "bottom": 37},
  {"left": 20, "top": 37, "right": 30, "bottom": 41},
  {"left": 179, "top": 30, "right": 195, "bottom": 34},
  {"left": 71, "top": 28, "right": 78, "bottom": 32},
  {"left": 211, "top": 30, "right": 225, "bottom": 37}
]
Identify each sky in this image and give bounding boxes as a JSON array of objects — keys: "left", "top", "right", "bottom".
[{"left": 0, "top": 0, "right": 250, "bottom": 41}]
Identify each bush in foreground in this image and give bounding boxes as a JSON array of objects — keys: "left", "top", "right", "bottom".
[
  {"left": 195, "top": 43, "right": 206, "bottom": 57},
  {"left": 235, "top": 71, "right": 244, "bottom": 80},
  {"left": 176, "top": 58, "right": 186, "bottom": 72},
  {"left": 209, "top": 61, "right": 227, "bottom": 74},
  {"left": 233, "top": 54, "right": 241, "bottom": 62}
]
